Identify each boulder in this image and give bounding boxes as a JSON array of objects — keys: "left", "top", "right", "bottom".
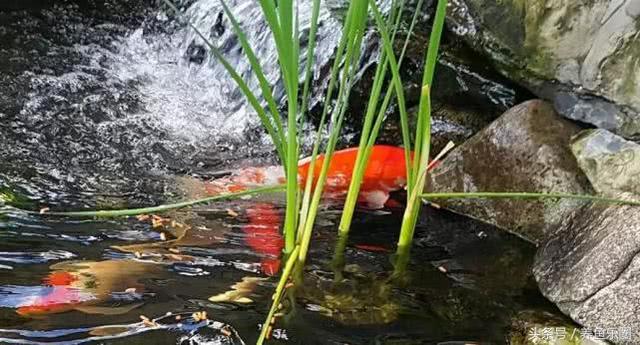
[
  {"left": 426, "top": 99, "right": 593, "bottom": 244},
  {"left": 425, "top": 100, "right": 640, "bottom": 344},
  {"left": 532, "top": 129, "right": 640, "bottom": 345},
  {"left": 533, "top": 195, "right": 640, "bottom": 345},
  {"left": 447, "top": 0, "right": 640, "bottom": 139},
  {"left": 572, "top": 129, "right": 640, "bottom": 197}
]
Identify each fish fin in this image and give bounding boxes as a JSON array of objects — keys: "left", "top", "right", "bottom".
[{"left": 361, "top": 191, "right": 390, "bottom": 209}]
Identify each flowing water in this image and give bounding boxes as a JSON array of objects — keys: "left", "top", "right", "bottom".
[{"left": 0, "top": 0, "right": 568, "bottom": 344}]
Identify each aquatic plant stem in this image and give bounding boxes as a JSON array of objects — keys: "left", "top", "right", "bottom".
[
  {"left": 298, "top": 0, "right": 370, "bottom": 265},
  {"left": 420, "top": 192, "right": 640, "bottom": 205},
  {"left": 369, "top": 0, "right": 412, "bottom": 192},
  {"left": 339, "top": 0, "right": 425, "bottom": 234},
  {"left": 396, "top": 85, "right": 432, "bottom": 268},
  {"left": 395, "top": 0, "right": 448, "bottom": 272},
  {"left": 24, "top": 185, "right": 286, "bottom": 218},
  {"left": 219, "top": 0, "right": 285, "bottom": 148},
  {"left": 298, "top": 0, "right": 321, "bottom": 129},
  {"left": 257, "top": 245, "right": 300, "bottom": 345},
  {"left": 412, "top": 0, "right": 447, "bottom": 172}
]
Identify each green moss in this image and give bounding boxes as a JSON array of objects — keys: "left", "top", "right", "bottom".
[
  {"left": 521, "top": 0, "right": 556, "bottom": 78},
  {"left": 509, "top": 310, "right": 584, "bottom": 345},
  {"left": 0, "top": 187, "right": 33, "bottom": 208}
]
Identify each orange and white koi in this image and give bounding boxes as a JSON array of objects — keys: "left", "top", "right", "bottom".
[
  {"left": 206, "top": 145, "right": 414, "bottom": 276},
  {"left": 205, "top": 145, "right": 410, "bottom": 209},
  {"left": 11, "top": 261, "right": 156, "bottom": 317}
]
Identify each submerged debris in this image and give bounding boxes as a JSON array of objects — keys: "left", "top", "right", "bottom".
[{"left": 192, "top": 311, "right": 208, "bottom": 322}]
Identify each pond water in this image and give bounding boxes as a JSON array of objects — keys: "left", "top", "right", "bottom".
[
  {"left": 1, "top": 201, "right": 561, "bottom": 344},
  {"left": 0, "top": 0, "right": 568, "bottom": 344}
]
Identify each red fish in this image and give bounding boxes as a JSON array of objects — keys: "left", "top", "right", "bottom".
[
  {"left": 14, "top": 261, "right": 155, "bottom": 317},
  {"left": 207, "top": 145, "right": 411, "bottom": 276},
  {"left": 15, "top": 271, "right": 95, "bottom": 316},
  {"left": 242, "top": 203, "right": 284, "bottom": 276},
  {"left": 298, "top": 145, "right": 408, "bottom": 208},
  {"left": 205, "top": 145, "right": 410, "bottom": 208}
]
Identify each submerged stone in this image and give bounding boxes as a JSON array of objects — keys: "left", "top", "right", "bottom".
[
  {"left": 448, "top": 0, "right": 640, "bottom": 139},
  {"left": 508, "top": 310, "right": 606, "bottom": 345},
  {"left": 426, "top": 100, "right": 592, "bottom": 244}
]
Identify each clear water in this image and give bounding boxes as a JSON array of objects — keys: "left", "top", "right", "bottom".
[{"left": 0, "top": 1, "right": 566, "bottom": 344}]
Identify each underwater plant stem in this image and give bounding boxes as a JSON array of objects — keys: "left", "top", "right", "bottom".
[
  {"left": 395, "top": 0, "right": 448, "bottom": 271},
  {"left": 25, "top": 185, "right": 286, "bottom": 218},
  {"left": 257, "top": 245, "right": 300, "bottom": 345}
]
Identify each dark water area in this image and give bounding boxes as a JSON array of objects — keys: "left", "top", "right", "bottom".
[{"left": 0, "top": 0, "right": 567, "bottom": 344}]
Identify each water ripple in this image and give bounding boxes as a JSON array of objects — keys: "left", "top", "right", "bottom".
[
  {"left": 0, "top": 312, "right": 245, "bottom": 345},
  {"left": 0, "top": 250, "right": 75, "bottom": 264}
]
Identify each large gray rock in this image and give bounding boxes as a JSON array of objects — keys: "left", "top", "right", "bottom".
[
  {"left": 448, "top": 0, "right": 640, "bottom": 139},
  {"left": 426, "top": 99, "right": 593, "bottom": 244},
  {"left": 533, "top": 197, "right": 640, "bottom": 345},
  {"left": 532, "top": 129, "right": 640, "bottom": 344}
]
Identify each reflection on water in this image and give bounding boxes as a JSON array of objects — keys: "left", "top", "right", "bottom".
[{"left": 0, "top": 199, "right": 567, "bottom": 344}]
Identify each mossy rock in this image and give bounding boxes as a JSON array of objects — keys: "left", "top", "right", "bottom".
[{"left": 448, "top": 0, "right": 640, "bottom": 139}]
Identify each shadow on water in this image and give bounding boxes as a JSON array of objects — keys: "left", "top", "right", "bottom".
[{"left": 0, "top": 0, "right": 569, "bottom": 344}]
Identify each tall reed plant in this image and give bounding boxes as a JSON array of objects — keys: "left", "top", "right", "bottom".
[
  {"left": 394, "top": 0, "right": 448, "bottom": 271},
  {"left": 161, "top": 0, "right": 384, "bottom": 342}
]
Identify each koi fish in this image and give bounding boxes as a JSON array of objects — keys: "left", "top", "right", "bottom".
[
  {"left": 205, "top": 145, "right": 412, "bottom": 277},
  {"left": 205, "top": 145, "right": 410, "bottom": 209},
  {"left": 13, "top": 261, "right": 157, "bottom": 317}
]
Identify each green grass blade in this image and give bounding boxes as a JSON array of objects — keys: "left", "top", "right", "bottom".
[
  {"left": 420, "top": 192, "right": 640, "bottom": 206},
  {"left": 297, "top": 0, "right": 360, "bottom": 236},
  {"left": 413, "top": 0, "right": 447, "bottom": 171},
  {"left": 298, "top": 0, "right": 369, "bottom": 263},
  {"left": 256, "top": 245, "right": 300, "bottom": 345},
  {"left": 298, "top": 0, "right": 322, "bottom": 129},
  {"left": 20, "top": 185, "right": 285, "bottom": 218},
  {"left": 161, "top": 0, "right": 287, "bottom": 164},
  {"left": 368, "top": 0, "right": 412, "bottom": 192},
  {"left": 339, "top": 0, "right": 425, "bottom": 233},
  {"left": 257, "top": 0, "right": 292, "bottom": 98},
  {"left": 219, "top": 0, "right": 286, "bottom": 152},
  {"left": 395, "top": 0, "right": 448, "bottom": 272},
  {"left": 396, "top": 85, "right": 431, "bottom": 256}
]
